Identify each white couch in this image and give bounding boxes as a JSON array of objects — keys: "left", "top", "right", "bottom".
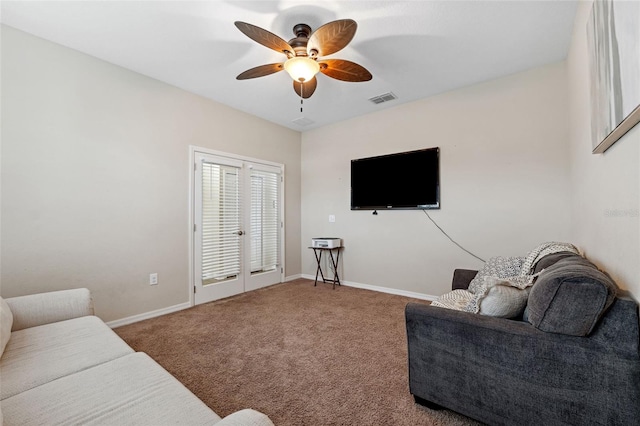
[{"left": 0, "top": 289, "right": 274, "bottom": 426}]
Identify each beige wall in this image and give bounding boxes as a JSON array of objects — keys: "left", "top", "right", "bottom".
[
  {"left": 4, "top": 2, "right": 637, "bottom": 322},
  {"left": 567, "top": 1, "right": 640, "bottom": 299},
  {"left": 0, "top": 26, "right": 302, "bottom": 322},
  {"left": 301, "top": 62, "right": 572, "bottom": 297}
]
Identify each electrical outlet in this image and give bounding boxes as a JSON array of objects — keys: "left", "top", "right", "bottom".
[
  {"left": 329, "top": 214, "right": 336, "bottom": 223},
  {"left": 149, "top": 273, "right": 158, "bottom": 285}
]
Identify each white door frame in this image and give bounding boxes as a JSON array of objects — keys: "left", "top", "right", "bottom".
[{"left": 188, "top": 145, "right": 285, "bottom": 307}]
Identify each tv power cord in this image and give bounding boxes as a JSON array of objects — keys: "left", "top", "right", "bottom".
[{"left": 422, "top": 210, "right": 486, "bottom": 263}]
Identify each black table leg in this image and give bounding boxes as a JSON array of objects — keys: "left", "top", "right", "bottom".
[
  {"left": 313, "top": 248, "right": 326, "bottom": 286},
  {"left": 328, "top": 249, "right": 341, "bottom": 289}
]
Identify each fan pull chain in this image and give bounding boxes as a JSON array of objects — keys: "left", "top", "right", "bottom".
[{"left": 300, "top": 83, "right": 304, "bottom": 113}]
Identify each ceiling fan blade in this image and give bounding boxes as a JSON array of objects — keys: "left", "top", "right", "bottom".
[
  {"left": 235, "top": 21, "right": 294, "bottom": 57},
  {"left": 236, "top": 63, "right": 284, "bottom": 80},
  {"left": 307, "top": 19, "right": 357, "bottom": 58},
  {"left": 293, "top": 77, "right": 317, "bottom": 99},
  {"left": 319, "top": 59, "right": 372, "bottom": 82}
]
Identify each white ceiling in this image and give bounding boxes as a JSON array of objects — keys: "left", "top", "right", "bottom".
[{"left": 1, "top": 1, "right": 578, "bottom": 131}]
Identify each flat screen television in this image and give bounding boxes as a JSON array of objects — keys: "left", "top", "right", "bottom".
[{"left": 351, "top": 147, "right": 440, "bottom": 210}]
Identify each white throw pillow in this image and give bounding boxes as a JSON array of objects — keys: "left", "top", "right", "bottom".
[
  {"left": 466, "top": 276, "right": 530, "bottom": 318},
  {"left": 1, "top": 297, "right": 14, "bottom": 357}
]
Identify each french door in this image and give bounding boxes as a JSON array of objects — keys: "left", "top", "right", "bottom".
[{"left": 193, "top": 151, "right": 283, "bottom": 305}]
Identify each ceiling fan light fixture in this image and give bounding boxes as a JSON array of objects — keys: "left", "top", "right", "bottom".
[
  {"left": 283, "top": 57, "right": 319, "bottom": 83},
  {"left": 235, "top": 19, "right": 371, "bottom": 99}
]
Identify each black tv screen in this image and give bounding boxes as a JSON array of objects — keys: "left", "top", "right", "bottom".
[{"left": 351, "top": 147, "right": 440, "bottom": 210}]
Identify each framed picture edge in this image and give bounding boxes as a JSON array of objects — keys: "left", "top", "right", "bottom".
[{"left": 592, "top": 104, "right": 640, "bottom": 154}]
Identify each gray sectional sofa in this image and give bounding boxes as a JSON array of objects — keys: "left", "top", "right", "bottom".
[
  {"left": 0, "top": 288, "right": 273, "bottom": 425},
  {"left": 405, "top": 252, "right": 640, "bottom": 425}
]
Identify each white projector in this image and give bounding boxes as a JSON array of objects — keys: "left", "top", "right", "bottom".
[{"left": 311, "top": 238, "right": 341, "bottom": 249}]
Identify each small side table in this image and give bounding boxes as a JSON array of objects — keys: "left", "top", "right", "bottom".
[{"left": 308, "top": 246, "right": 342, "bottom": 289}]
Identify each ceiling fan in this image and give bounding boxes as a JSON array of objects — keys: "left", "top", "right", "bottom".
[{"left": 234, "top": 19, "right": 372, "bottom": 100}]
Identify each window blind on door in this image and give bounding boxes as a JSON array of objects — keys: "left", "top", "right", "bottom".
[
  {"left": 201, "top": 162, "right": 241, "bottom": 281},
  {"left": 250, "top": 169, "right": 280, "bottom": 274}
]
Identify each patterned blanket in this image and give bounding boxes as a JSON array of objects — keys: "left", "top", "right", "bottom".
[
  {"left": 520, "top": 241, "right": 580, "bottom": 275},
  {"left": 431, "top": 241, "right": 581, "bottom": 315}
]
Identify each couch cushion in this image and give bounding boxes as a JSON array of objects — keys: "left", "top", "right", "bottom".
[
  {"left": 0, "top": 297, "right": 13, "bottom": 356},
  {"left": 521, "top": 242, "right": 579, "bottom": 275},
  {"left": 0, "top": 315, "right": 133, "bottom": 399},
  {"left": 532, "top": 251, "right": 581, "bottom": 274},
  {"left": 526, "top": 257, "right": 618, "bottom": 336},
  {"left": 1, "top": 352, "right": 222, "bottom": 425}
]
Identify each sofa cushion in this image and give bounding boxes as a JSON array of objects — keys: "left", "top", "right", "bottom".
[
  {"left": 532, "top": 251, "right": 580, "bottom": 274},
  {"left": 0, "top": 315, "right": 134, "bottom": 399},
  {"left": 1, "top": 352, "right": 222, "bottom": 425},
  {"left": 0, "top": 297, "right": 13, "bottom": 356},
  {"left": 526, "top": 257, "right": 618, "bottom": 336},
  {"left": 467, "top": 257, "right": 525, "bottom": 294},
  {"left": 521, "top": 242, "right": 580, "bottom": 275}
]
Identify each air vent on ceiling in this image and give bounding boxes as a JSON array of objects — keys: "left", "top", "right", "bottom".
[
  {"left": 369, "top": 92, "right": 397, "bottom": 105},
  {"left": 292, "top": 117, "right": 315, "bottom": 127}
]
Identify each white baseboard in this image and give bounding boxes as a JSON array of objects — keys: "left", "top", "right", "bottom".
[
  {"left": 285, "top": 274, "right": 303, "bottom": 282},
  {"left": 300, "top": 274, "right": 437, "bottom": 301},
  {"left": 107, "top": 302, "right": 191, "bottom": 329},
  {"left": 108, "top": 277, "right": 300, "bottom": 329},
  {"left": 107, "top": 276, "right": 434, "bottom": 329}
]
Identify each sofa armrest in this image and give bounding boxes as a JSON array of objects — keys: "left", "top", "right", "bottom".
[
  {"left": 216, "top": 409, "right": 274, "bottom": 426},
  {"left": 451, "top": 269, "right": 478, "bottom": 290},
  {"left": 5, "top": 288, "right": 94, "bottom": 331}
]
